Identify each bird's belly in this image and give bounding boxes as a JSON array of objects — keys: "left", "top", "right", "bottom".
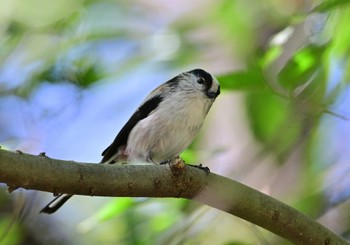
[
  {"left": 151, "top": 124, "right": 201, "bottom": 162},
  {"left": 126, "top": 114, "right": 203, "bottom": 163}
]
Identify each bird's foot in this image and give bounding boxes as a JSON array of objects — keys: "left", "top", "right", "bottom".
[
  {"left": 160, "top": 157, "right": 185, "bottom": 168},
  {"left": 160, "top": 159, "right": 171, "bottom": 165},
  {"left": 187, "top": 163, "right": 210, "bottom": 174}
]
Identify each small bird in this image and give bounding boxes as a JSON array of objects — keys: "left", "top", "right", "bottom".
[{"left": 40, "top": 68, "right": 220, "bottom": 214}]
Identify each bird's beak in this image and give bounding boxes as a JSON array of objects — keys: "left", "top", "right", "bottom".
[{"left": 207, "top": 86, "right": 220, "bottom": 99}]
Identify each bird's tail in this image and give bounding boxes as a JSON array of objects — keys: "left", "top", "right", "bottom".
[{"left": 40, "top": 194, "right": 73, "bottom": 214}]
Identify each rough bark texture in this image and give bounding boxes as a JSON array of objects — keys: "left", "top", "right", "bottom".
[{"left": 0, "top": 149, "right": 348, "bottom": 245}]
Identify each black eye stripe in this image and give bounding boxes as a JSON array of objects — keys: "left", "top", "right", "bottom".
[
  {"left": 197, "top": 77, "right": 205, "bottom": 84},
  {"left": 191, "top": 68, "right": 213, "bottom": 90}
]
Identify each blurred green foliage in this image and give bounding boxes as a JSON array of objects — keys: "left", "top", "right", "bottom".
[
  {"left": 218, "top": 67, "right": 268, "bottom": 92},
  {"left": 277, "top": 44, "right": 326, "bottom": 94},
  {"left": 0, "top": 216, "right": 23, "bottom": 245},
  {"left": 312, "top": 0, "right": 350, "bottom": 13}
]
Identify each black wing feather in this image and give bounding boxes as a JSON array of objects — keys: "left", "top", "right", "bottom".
[{"left": 101, "top": 94, "right": 163, "bottom": 163}]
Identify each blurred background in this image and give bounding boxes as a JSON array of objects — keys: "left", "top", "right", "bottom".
[{"left": 1, "top": 0, "right": 350, "bottom": 244}]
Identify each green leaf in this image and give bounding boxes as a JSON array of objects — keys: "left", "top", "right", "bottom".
[
  {"left": 224, "top": 242, "right": 252, "bottom": 245},
  {"left": 150, "top": 210, "right": 180, "bottom": 232},
  {"left": 278, "top": 44, "right": 326, "bottom": 93},
  {"left": 34, "top": 58, "right": 103, "bottom": 88},
  {"left": 245, "top": 92, "right": 302, "bottom": 160},
  {"left": 218, "top": 68, "right": 268, "bottom": 91},
  {"left": 312, "top": 0, "right": 350, "bottom": 13},
  {"left": 261, "top": 45, "right": 283, "bottom": 69},
  {"left": 96, "top": 198, "right": 135, "bottom": 221},
  {"left": 180, "top": 149, "right": 198, "bottom": 163},
  {"left": 0, "top": 217, "right": 23, "bottom": 245},
  {"left": 77, "top": 198, "right": 136, "bottom": 233}
]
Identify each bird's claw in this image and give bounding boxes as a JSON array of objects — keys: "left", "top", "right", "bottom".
[{"left": 188, "top": 163, "right": 210, "bottom": 174}]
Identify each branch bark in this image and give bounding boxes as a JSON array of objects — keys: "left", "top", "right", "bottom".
[{"left": 0, "top": 149, "right": 348, "bottom": 245}]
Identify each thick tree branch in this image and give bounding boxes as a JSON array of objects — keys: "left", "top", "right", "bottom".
[{"left": 0, "top": 149, "right": 348, "bottom": 245}]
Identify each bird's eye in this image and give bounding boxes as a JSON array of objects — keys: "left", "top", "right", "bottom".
[{"left": 197, "top": 78, "right": 205, "bottom": 84}]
